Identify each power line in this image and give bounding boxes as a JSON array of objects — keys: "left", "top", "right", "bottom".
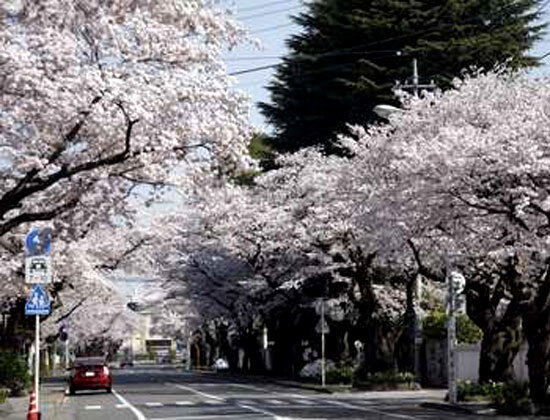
[
  {"left": 225, "top": 56, "right": 283, "bottom": 62},
  {"left": 230, "top": 0, "right": 543, "bottom": 77},
  {"left": 237, "top": 0, "right": 295, "bottom": 14},
  {"left": 229, "top": 51, "right": 400, "bottom": 77},
  {"left": 227, "top": 50, "right": 399, "bottom": 63},
  {"left": 240, "top": 5, "right": 302, "bottom": 22},
  {"left": 252, "top": 23, "right": 296, "bottom": 34},
  {"left": 230, "top": 64, "right": 276, "bottom": 76}
]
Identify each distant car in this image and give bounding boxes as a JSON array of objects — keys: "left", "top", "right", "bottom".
[
  {"left": 213, "top": 358, "right": 229, "bottom": 371},
  {"left": 68, "top": 357, "right": 112, "bottom": 395}
]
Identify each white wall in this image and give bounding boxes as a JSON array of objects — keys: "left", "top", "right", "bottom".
[{"left": 457, "top": 343, "right": 528, "bottom": 382}]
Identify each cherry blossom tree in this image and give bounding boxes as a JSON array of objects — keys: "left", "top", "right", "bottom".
[
  {"left": 0, "top": 0, "right": 253, "bottom": 346},
  {"left": 0, "top": 0, "right": 251, "bottom": 268},
  {"left": 155, "top": 145, "right": 414, "bottom": 372},
  {"left": 338, "top": 70, "right": 550, "bottom": 401}
]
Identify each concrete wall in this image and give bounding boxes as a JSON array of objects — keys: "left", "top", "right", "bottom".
[
  {"left": 423, "top": 340, "right": 529, "bottom": 386},
  {"left": 457, "top": 343, "right": 528, "bottom": 382}
]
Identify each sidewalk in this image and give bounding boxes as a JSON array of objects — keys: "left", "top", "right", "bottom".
[
  {"left": 0, "top": 394, "right": 30, "bottom": 420},
  {"left": 0, "top": 382, "right": 67, "bottom": 420}
]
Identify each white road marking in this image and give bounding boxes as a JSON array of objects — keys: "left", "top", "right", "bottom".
[
  {"left": 203, "top": 400, "right": 223, "bottom": 405},
  {"left": 293, "top": 399, "right": 315, "bottom": 405},
  {"left": 328, "top": 399, "right": 418, "bottom": 419},
  {"left": 150, "top": 415, "right": 260, "bottom": 420},
  {"left": 146, "top": 402, "right": 164, "bottom": 407},
  {"left": 167, "top": 383, "right": 225, "bottom": 402},
  {"left": 117, "top": 403, "right": 129, "bottom": 408},
  {"left": 166, "top": 382, "right": 279, "bottom": 419},
  {"left": 175, "top": 401, "right": 194, "bottom": 406},
  {"left": 85, "top": 405, "right": 102, "bottom": 410},
  {"left": 266, "top": 399, "right": 285, "bottom": 405},
  {"left": 230, "top": 383, "right": 267, "bottom": 392},
  {"left": 112, "top": 389, "right": 147, "bottom": 420},
  {"left": 238, "top": 403, "right": 281, "bottom": 419}
]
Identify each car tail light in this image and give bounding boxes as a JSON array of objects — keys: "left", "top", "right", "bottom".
[{"left": 103, "top": 366, "right": 110, "bottom": 376}]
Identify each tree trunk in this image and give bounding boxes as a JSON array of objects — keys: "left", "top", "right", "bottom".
[
  {"left": 526, "top": 332, "right": 550, "bottom": 404},
  {"left": 478, "top": 319, "right": 522, "bottom": 383},
  {"left": 522, "top": 262, "right": 550, "bottom": 405}
]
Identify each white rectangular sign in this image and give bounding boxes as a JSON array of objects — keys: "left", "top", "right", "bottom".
[{"left": 25, "top": 256, "right": 52, "bottom": 284}]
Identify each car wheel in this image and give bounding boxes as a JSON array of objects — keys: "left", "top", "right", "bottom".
[{"left": 106, "top": 387, "right": 112, "bottom": 393}]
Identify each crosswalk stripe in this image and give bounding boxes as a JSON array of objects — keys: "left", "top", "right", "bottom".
[
  {"left": 175, "top": 401, "right": 194, "bottom": 406},
  {"left": 116, "top": 403, "right": 128, "bottom": 408},
  {"left": 145, "top": 402, "right": 163, "bottom": 407},
  {"left": 204, "top": 400, "right": 223, "bottom": 405},
  {"left": 84, "top": 405, "right": 101, "bottom": 410},
  {"left": 294, "top": 399, "right": 315, "bottom": 405},
  {"left": 266, "top": 399, "right": 285, "bottom": 405}
]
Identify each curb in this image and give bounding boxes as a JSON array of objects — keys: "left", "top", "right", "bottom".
[
  {"left": 193, "top": 370, "right": 334, "bottom": 394},
  {"left": 420, "top": 401, "right": 483, "bottom": 415},
  {"left": 271, "top": 380, "right": 334, "bottom": 394}
]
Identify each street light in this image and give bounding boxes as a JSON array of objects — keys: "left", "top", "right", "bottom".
[{"left": 373, "top": 104, "right": 404, "bottom": 120}]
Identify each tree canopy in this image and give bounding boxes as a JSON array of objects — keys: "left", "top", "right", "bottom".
[{"left": 260, "top": 0, "right": 546, "bottom": 153}]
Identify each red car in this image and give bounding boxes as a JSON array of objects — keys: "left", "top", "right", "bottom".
[{"left": 68, "top": 357, "right": 112, "bottom": 394}]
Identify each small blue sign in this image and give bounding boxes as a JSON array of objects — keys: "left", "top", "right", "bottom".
[
  {"left": 25, "top": 227, "right": 51, "bottom": 257},
  {"left": 25, "top": 284, "right": 50, "bottom": 316}
]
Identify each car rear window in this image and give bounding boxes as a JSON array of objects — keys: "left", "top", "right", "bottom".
[{"left": 77, "top": 364, "right": 102, "bottom": 369}]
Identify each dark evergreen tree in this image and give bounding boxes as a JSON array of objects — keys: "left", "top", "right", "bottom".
[{"left": 260, "top": 0, "right": 546, "bottom": 153}]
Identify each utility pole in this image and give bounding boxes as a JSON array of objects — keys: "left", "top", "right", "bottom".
[
  {"left": 446, "top": 254, "right": 458, "bottom": 405},
  {"left": 398, "top": 58, "right": 437, "bottom": 97}
]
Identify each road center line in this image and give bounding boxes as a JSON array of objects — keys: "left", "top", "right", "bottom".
[
  {"left": 112, "top": 389, "right": 147, "bottom": 420},
  {"left": 328, "top": 400, "right": 418, "bottom": 420}
]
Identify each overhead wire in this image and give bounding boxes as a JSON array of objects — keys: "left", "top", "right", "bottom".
[
  {"left": 252, "top": 23, "right": 296, "bottom": 34},
  {"left": 240, "top": 5, "right": 302, "bottom": 22},
  {"left": 236, "top": 0, "right": 296, "bottom": 14},
  {"left": 229, "top": 0, "right": 548, "bottom": 77}
]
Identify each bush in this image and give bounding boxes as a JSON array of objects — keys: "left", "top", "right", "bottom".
[
  {"left": 423, "top": 309, "right": 482, "bottom": 344},
  {"left": 0, "top": 388, "right": 8, "bottom": 403},
  {"left": 0, "top": 351, "right": 29, "bottom": 396},
  {"left": 353, "top": 369, "right": 419, "bottom": 390},
  {"left": 299, "top": 359, "right": 336, "bottom": 381},
  {"left": 326, "top": 365, "right": 354, "bottom": 384},
  {"left": 490, "top": 381, "right": 534, "bottom": 416},
  {"left": 457, "top": 380, "right": 502, "bottom": 402}
]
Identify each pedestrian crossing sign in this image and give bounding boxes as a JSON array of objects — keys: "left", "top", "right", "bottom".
[{"left": 25, "top": 284, "right": 50, "bottom": 316}]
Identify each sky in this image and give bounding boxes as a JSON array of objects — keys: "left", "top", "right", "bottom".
[
  {"left": 224, "top": 0, "right": 550, "bottom": 131},
  {"left": 224, "top": 0, "right": 304, "bottom": 130}
]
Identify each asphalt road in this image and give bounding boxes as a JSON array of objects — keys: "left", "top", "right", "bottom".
[{"left": 37, "top": 366, "right": 474, "bottom": 420}]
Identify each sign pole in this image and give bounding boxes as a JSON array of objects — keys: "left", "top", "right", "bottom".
[
  {"left": 35, "top": 314, "right": 40, "bottom": 409},
  {"left": 321, "top": 299, "right": 326, "bottom": 388}
]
